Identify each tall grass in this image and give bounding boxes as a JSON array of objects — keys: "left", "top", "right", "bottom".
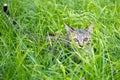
[{"left": 0, "top": 0, "right": 120, "bottom": 80}]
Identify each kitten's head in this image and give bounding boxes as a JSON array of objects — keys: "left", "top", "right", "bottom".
[{"left": 65, "top": 23, "right": 94, "bottom": 47}]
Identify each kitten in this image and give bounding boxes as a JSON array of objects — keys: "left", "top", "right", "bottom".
[
  {"left": 3, "top": 4, "right": 94, "bottom": 65},
  {"left": 65, "top": 23, "right": 94, "bottom": 47},
  {"left": 47, "top": 23, "right": 94, "bottom": 50},
  {"left": 3, "top": 4, "right": 94, "bottom": 47}
]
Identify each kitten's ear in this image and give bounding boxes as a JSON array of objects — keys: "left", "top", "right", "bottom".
[
  {"left": 87, "top": 23, "right": 94, "bottom": 32},
  {"left": 64, "top": 23, "right": 75, "bottom": 33}
]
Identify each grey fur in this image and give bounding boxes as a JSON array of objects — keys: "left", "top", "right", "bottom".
[{"left": 65, "top": 23, "right": 94, "bottom": 46}]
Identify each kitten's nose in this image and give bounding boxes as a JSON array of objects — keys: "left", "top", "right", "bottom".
[{"left": 78, "top": 42, "right": 84, "bottom": 47}]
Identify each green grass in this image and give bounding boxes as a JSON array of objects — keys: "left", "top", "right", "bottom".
[{"left": 0, "top": 0, "right": 120, "bottom": 80}]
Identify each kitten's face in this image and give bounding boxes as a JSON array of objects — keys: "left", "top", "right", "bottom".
[{"left": 65, "top": 24, "right": 94, "bottom": 47}]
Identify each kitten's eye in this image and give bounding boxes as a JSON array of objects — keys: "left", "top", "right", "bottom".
[
  {"left": 83, "top": 37, "right": 89, "bottom": 42},
  {"left": 74, "top": 38, "right": 79, "bottom": 42}
]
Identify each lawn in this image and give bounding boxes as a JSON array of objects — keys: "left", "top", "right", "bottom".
[{"left": 0, "top": 0, "right": 120, "bottom": 80}]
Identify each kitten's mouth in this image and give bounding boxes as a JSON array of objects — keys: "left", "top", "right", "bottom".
[
  {"left": 74, "top": 42, "right": 84, "bottom": 48},
  {"left": 77, "top": 42, "right": 84, "bottom": 47},
  {"left": 79, "top": 45, "right": 83, "bottom": 47}
]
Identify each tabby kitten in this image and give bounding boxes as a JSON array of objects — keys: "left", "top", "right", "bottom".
[
  {"left": 3, "top": 4, "right": 94, "bottom": 47},
  {"left": 65, "top": 23, "right": 94, "bottom": 47}
]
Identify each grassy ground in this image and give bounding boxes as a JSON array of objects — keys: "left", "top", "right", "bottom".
[{"left": 0, "top": 0, "right": 120, "bottom": 80}]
